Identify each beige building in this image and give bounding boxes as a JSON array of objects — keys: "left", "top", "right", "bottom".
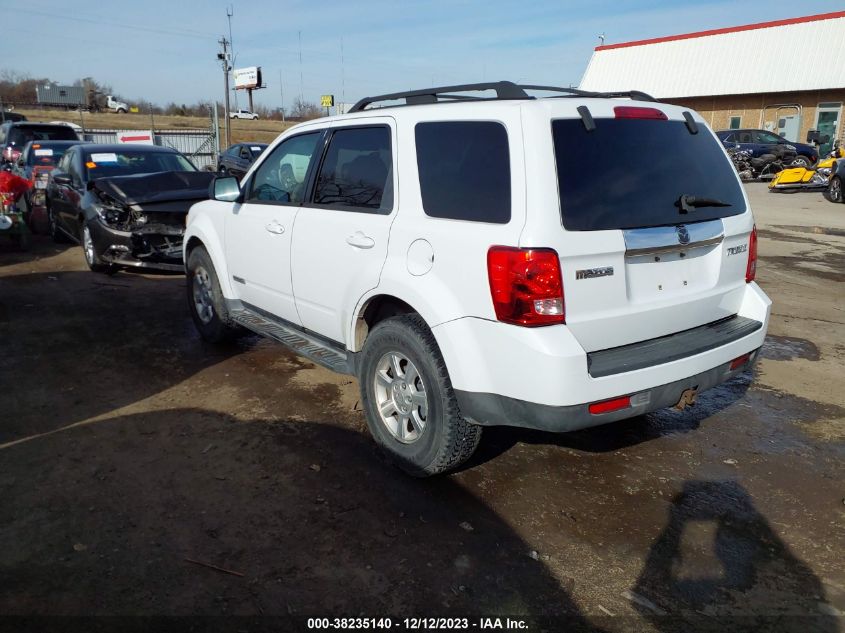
[{"left": 579, "top": 11, "right": 845, "bottom": 154}]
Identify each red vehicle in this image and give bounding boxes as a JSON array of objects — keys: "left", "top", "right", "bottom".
[{"left": 13, "top": 140, "right": 84, "bottom": 233}]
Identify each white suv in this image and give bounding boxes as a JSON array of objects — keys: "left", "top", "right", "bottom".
[
  {"left": 184, "top": 82, "right": 770, "bottom": 476},
  {"left": 230, "top": 109, "right": 259, "bottom": 120}
]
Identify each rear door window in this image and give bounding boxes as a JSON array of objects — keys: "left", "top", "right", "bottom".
[
  {"left": 415, "top": 121, "right": 510, "bottom": 223},
  {"left": 313, "top": 126, "right": 393, "bottom": 213},
  {"left": 552, "top": 118, "right": 745, "bottom": 231}
]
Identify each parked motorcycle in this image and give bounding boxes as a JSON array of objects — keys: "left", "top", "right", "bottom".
[
  {"left": 769, "top": 140, "right": 843, "bottom": 192},
  {"left": 729, "top": 143, "right": 796, "bottom": 180}
]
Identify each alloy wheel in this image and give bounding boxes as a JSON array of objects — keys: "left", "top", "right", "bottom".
[
  {"left": 82, "top": 226, "right": 95, "bottom": 265},
  {"left": 373, "top": 351, "right": 429, "bottom": 444},
  {"left": 192, "top": 266, "right": 215, "bottom": 324}
]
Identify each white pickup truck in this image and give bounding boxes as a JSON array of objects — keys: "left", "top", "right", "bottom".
[{"left": 230, "top": 109, "right": 259, "bottom": 120}]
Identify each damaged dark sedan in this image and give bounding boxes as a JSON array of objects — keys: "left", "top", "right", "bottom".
[{"left": 46, "top": 144, "right": 214, "bottom": 273}]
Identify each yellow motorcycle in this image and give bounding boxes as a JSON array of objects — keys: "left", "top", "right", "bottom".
[{"left": 769, "top": 140, "right": 843, "bottom": 192}]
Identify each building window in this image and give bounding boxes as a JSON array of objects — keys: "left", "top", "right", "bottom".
[{"left": 729, "top": 116, "right": 741, "bottom": 130}]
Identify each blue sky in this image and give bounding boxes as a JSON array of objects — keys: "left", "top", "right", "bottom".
[{"left": 0, "top": 0, "right": 840, "bottom": 110}]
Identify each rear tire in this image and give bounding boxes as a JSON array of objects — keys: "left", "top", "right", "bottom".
[
  {"left": 829, "top": 176, "right": 844, "bottom": 203},
  {"left": 186, "top": 245, "right": 241, "bottom": 342},
  {"left": 791, "top": 155, "right": 813, "bottom": 169},
  {"left": 358, "top": 314, "right": 482, "bottom": 476},
  {"left": 48, "top": 205, "right": 68, "bottom": 243}
]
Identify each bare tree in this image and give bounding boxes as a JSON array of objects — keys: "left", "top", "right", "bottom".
[{"left": 290, "top": 97, "right": 322, "bottom": 120}]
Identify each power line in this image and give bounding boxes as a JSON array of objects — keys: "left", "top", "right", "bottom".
[{"left": 6, "top": 6, "right": 216, "bottom": 40}]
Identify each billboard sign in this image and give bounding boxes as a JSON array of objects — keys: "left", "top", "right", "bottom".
[
  {"left": 320, "top": 95, "right": 335, "bottom": 107},
  {"left": 234, "top": 66, "right": 262, "bottom": 90}
]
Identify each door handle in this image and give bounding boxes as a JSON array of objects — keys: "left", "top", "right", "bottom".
[
  {"left": 265, "top": 220, "right": 285, "bottom": 234},
  {"left": 346, "top": 231, "right": 375, "bottom": 249}
]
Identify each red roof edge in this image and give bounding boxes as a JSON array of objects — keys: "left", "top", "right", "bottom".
[{"left": 595, "top": 10, "right": 845, "bottom": 51}]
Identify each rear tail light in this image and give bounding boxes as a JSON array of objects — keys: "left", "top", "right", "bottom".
[
  {"left": 746, "top": 225, "right": 758, "bottom": 283},
  {"left": 589, "top": 395, "right": 631, "bottom": 415},
  {"left": 487, "top": 246, "right": 565, "bottom": 326},
  {"left": 614, "top": 106, "right": 668, "bottom": 120}
]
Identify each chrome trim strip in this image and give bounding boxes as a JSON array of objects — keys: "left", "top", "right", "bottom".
[{"left": 624, "top": 219, "right": 724, "bottom": 258}]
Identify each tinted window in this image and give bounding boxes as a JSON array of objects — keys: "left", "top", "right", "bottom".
[
  {"left": 83, "top": 149, "right": 195, "bottom": 179},
  {"left": 313, "top": 127, "right": 392, "bottom": 212},
  {"left": 9, "top": 125, "right": 78, "bottom": 146},
  {"left": 736, "top": 131, "right": 753, "bottom": 143},
  {"left": 755, "top": 131, "right": 782, "bottom": 144},
  {"left": 224, "top": 145, "right": 240, "bottom": 156},
  {"left": 247, "top": 132, "right": 321, "bottom": 204},
  {"left": 27, "top": 145, "right": 68, "bottom": 167},
  {"left": 415, "top": 121, "right": 510, "bottom": 223},
  {"left": 721, "top": 133, "right": 735, "bottom": 143},
  {"left": 552, "top": 119, "right": 745, "bottom": 231}
]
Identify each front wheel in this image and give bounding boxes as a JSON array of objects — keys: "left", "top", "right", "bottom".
[
  {"left": 186, "top": 245, "right": 241, "bottom": 342},
  {"left": 358, "top": 314, "right": 481, "bottom": 476},
  {"left": 81, "top": 223, "right": 117, "bottom": 274},
  {"left": 791, "top": 155, "right": 813, "bottom": 169},
  {"left": 829, "top": 176, "right": 844, "bottom": 203}
]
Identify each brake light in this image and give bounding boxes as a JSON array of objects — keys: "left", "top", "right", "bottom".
[
  {"left": 614, "top": 106, "right": 667, "bottom": 120},
  {"left": 746, "top": 225, "right": 757, "bottom": 283},
  {"left": 589, "top": 395, "right": 631, "bottom": 415},
  {"left": 487, "top": 246, "right": 565, "bottom": 326}
]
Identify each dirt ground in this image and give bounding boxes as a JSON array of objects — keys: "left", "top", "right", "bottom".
[{"left": 0, "top": 184, "right": 842, "bottom": 632}]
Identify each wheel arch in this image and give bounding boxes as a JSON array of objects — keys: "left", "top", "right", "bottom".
[
  {"left": 350, "top": 293, "right": 428, "bottom": 353},
  {"left": 183, "top": 213, "right": 234, "bottom": 298}
]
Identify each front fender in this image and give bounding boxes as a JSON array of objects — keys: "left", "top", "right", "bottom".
[{"left": 184, "top": 201, "right": 234, "bottom": 299}]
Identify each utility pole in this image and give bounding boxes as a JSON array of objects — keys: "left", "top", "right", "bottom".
[
  {"left": 279, "top": 69, "right": 285, "bottom": 122},
  {"left": 227, "top": 6, "right": 237, "bottom": 110},
  {"left": 218, "top": 36, "right": 232, "bottom": 147},
  {"left": 298, "top": 31, "right": 304, "bottom": 102}
]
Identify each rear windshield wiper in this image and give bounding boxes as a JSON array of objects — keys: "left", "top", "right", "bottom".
[{"left": 675, "top": 194, "right": 732, "bottom": 214}]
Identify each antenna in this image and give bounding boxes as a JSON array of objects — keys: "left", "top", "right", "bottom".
[{"left": 598, "top": 33, "right": 606, "bottom": 46}]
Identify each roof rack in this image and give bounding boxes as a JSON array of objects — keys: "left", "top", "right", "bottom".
[{"left": 349, "top": 81, "right": 656, "bottom": 112}]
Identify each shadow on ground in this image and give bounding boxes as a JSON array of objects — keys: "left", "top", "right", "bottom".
[{"left": 0, "top": 409, "right": 595, "bottom": 630}]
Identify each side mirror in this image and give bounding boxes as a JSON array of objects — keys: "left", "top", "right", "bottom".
[
  {"left": 212, "top": 175, "right": 240, "bottom": 202},
  {"left": 17, "top": 158, "right": 24, "bottom": 167},
  {"left": 53, "top": 173, "right": 71, "bottom": 186}
]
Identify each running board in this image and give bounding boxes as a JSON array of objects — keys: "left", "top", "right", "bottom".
[{"left": 228, "top": 303, "right": 352, "bottom": 375}]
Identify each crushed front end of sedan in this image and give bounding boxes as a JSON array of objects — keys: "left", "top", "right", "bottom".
[{"left": 89, "top": 171, "right": 215, "bottom": 271}]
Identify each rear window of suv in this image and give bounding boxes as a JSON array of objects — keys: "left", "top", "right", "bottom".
[
  {"left": 9, "top": 125, "right": 78, "bottom": 146},
  {"left": 552, "top": 118, "right": 745, "bottom": 231},
  {"left": 415, "top": 121, "right": 510, "bottom": 223}
]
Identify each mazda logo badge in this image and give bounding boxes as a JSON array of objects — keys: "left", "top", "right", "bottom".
[{"left": 676, "top": 225, "right": 690, "bottom": 245}]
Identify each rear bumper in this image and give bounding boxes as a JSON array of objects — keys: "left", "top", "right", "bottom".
[
  {"left": 432, "top": 282, "right": 771, "bottom": 430},
  {"left": 455, "top": 349, "right": 759, "bottom": 432}
]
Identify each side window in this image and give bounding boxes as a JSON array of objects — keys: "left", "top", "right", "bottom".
[
  {"left": 722, "top": 133, "right": 735, "bottom": 143},
  {"left": 66, "top": 151, "right": 81, "bottom": 184},
  {"left": 312, "top": 126, "right": 393, "bottom": 212},
  {"left": 415, "top": 121, "right": 510, "bottom": 224},
  {"left": 246, "top": 132, "right": 321, "bottom": 204},
  {"left": 755, "top": 131, "right": 781, "bottom": 144},
  {"left": 737, "top": 131, "right": 753, "bottom": 143}
]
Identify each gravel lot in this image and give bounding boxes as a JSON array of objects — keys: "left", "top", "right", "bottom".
[{"left": 0, "top": 183, "right": 842, "bottom": 632}]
